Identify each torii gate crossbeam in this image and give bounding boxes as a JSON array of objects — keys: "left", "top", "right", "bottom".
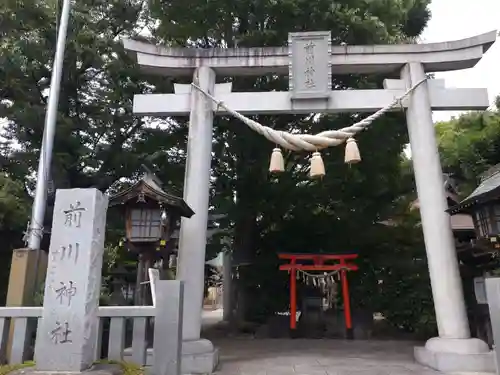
[
  {"left": 133, "top": 80, "right": 489, "bottom": 116},
  {"left": 123, "top": 30, "right": 497, "bottom": 76}
]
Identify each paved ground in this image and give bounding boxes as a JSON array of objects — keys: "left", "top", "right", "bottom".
[
  {"left": 205, "top": 310, "right": 490, "bottom": 375},
  {"left": 202, "top": 308, "right": 225, "bottom": 329},
  {"left": 212, "top": 339, "right": 442, "bottom": 375}
]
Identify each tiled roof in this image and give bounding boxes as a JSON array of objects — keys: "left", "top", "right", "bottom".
[
  {"left": 448, "top": 165, "right": 500, "bottom": 214},
  {"left": 109, "top": 172, "right": 194, "bottom": 217}
]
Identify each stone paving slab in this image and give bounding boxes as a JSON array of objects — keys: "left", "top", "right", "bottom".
[{"left": 212, "top": 339, "right": 444, "bottom": 375}]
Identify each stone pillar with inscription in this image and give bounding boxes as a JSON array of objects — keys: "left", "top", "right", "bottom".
[{"left": 35, "top": 189, "right": 108, "bottom": 372}]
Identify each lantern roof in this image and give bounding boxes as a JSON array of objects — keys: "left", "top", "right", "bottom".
[
  {"left": 109, "top": 168, "right": 194, "bottom": 218},
  {"left": 448, "top": 164, "right": 500, "bottom": 214},
  {"left": 411, "top": 173, "right": 460, "bottom": 211}
]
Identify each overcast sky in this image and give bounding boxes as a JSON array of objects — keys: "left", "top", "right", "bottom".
[{"left": 422, "top": 0, "right": 499, "bottom": 122}]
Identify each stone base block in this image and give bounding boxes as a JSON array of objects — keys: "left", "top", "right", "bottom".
[
  {"left": 13, "top": 364, "right": 122, "bottom": 375},
  {"left": 181, "top": 339, "right": 219, "bottom": 374},
  {"left": 414, "top": 337, "right": 495, "bottom": 373},
  {"left": 124, "top": 339, "right": 219, "bottom": 374}
]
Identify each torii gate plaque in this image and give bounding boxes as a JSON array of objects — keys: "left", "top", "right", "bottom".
[
  {"left": 288, "top": 31, "right": 332, "bottom": 99},
  {"left": 124, "top": 30, "right": 498, "bottom": 374}
]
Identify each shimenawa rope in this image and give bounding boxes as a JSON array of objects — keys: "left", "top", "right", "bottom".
[{"left": 191, "top": 78, "right": 427, "bottom": 177}]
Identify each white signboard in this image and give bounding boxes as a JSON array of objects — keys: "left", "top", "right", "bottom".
[
  {"left": 474, "top": 277, "right": 488, "bottom": 305},
  {"left": 148, "top": 268, "right": 160, "bottom": 306}
]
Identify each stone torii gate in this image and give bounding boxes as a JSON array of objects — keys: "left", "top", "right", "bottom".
[{"left": 124, "top": 31, "right": 498, "bottom": 374}]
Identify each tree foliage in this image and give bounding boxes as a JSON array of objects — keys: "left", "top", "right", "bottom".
[
  {"left": 0, "top": 0, "right": 184, "bottom": 191},
  {"left": 0, "top": 173, "right": 31, "bottom": 302},
  {"left": 437, "top": 98, "right": 500, "bottom": 195},
  {"left": 0, "top": 173, "right": 30, "bottom": 232}
]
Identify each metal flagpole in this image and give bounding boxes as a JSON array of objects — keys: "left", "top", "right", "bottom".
[{"left": 27, "top": 0, "right": 72, "bottom": 250}]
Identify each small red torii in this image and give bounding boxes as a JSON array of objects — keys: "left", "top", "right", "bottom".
[{"left": 278, "top": 253, "right": 358, "bottom": 335}]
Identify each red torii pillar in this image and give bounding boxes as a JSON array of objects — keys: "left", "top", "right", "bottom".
[{"left": 278, "top": 253, "right": 358, "bottom": 337}]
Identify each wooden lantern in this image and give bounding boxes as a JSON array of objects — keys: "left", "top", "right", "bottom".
[
  {"left": 110, "top": 171, "right": 194, "bottom": 250},
  {"left": 109, "top": 170, "right": 194, "bottom": 305}
]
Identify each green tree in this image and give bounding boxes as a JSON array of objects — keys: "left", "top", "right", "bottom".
[
  {"left": 0, "top": 173, "right": 31, "bottom": 302},
  {"left": 149, "top": 0, "right": 433, "bottom": 331},
  {"left": 437, "top": 97, "right": 500, "bottom": 195},
  {"left": 0, "top": 0, "right": 185, "bottom": 191},
  {"left": 0, "top": 0, "right": 190, "bottom": 306},
  {"left": 0, "top": 173, "right": 30, "bottom": 233}
]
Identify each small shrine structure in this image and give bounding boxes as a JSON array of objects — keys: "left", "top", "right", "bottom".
[
  {"left": 279, "top": 253, "right": 358, "bottom": 336},
  {"left": 449, "top": 165, "right": 500, "bottom": 257}
]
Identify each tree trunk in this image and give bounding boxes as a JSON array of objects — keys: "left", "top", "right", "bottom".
[{"left": 230, "top": 203, "right": 257, "bottom": 327}]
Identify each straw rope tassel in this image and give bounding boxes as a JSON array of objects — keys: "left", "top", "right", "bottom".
[
  {"left": 310, "top": 151, "right": 325, "bottom": 179},
  {"left": 345, "top": 138, "right": 361, "bottom": 164},
  {"left": 269, "top": 148, "right": 285, "bottom": 173}
]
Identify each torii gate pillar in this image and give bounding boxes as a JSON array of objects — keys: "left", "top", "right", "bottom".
[
  {"left": 402, "top": 62, "right": 491, "bottom": 372},
  {"left": 176, "top": 66, "right": 220, "bottom": 373}
]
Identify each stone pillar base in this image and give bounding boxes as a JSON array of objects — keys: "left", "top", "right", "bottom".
[
  {"left": 6, "top": 248, "right": 47, "bottom": 360},
  {"left": 124, "top": 339, "right": 219, "bottom": 374},
  {"left": 181, "top": 339, "right": 219, "bottom": 374},
  {"left": 7, "top": 248, "right": 47, "bottom": 306},
  {"left": 414, "top": 337, "right": 494, "bottom": 373}
]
